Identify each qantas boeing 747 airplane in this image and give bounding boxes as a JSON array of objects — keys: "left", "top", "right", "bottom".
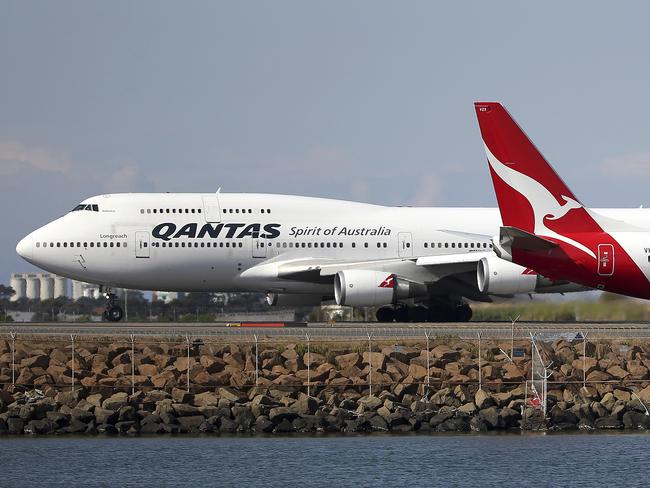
[
  {"left": 475, "top": 102, "right": 650, "bottom": 300},
  {"left": 15, "top": 191, "right": 590, "bottom": 322}
]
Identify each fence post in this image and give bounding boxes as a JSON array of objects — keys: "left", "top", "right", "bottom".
[
  {"left": 185, "top": 335, "right": 191, "bottom": 393},
  {"left": 424, "top": 331, "right": 431, "bottom": 400},
  {"left": 367, "top": 332, "right": 373, "bottom": 397},
  {"left": 254, "top": 334, "right": 259, "bottom": 387},
  {"left": 130, "top": 334, "right": 136, "bottom": 396},
  {"left": 10, "top": 331, "right": 16, "bottom": 388},
  {"left": 70, "top": 334, "right": 76, "bottom": 392},
  {"left": 477, "top": 331, "right": 482, "bottom": 392},
  {"left": 582, "top": 331, "right": 588, "bottom": 391},
  {"left": 510, "top": 314, "right": 520, "bottom": 359},
  {"left": 305, "top": 333, "right": 311, "bottom": 397}
]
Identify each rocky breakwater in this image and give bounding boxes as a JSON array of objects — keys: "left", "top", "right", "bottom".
[{"left": 1, "top": 337, "right": 650, "bottom": 434}]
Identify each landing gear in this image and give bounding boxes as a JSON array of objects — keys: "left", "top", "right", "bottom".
[
  {"left": 408, "top": 305, "right": 429, "bottom": 323},
  {"left": 374, "top": 302, "right": 472, "bottom": 323},
  {"left": 101, "top": 287, "right": 124, "bottom": 322},
  {"left": 103, "top": 306, "right": 124, "bottom": 322}
]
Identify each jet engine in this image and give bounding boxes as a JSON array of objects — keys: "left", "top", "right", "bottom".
[
  {"left": 477, "top": 256, "right": 539, "bottom": 294},
  {"left": 334, "top": 270, "right": 427, "bottom": 306}
]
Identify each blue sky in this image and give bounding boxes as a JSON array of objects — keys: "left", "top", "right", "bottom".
[{"left": 2, "top": 1, "right": 650, "bottom": 282}]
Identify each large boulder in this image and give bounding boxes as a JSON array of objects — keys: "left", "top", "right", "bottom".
[
  {"left": 102, "top": 392, "right": 129, "bottom": 411},
  {"left": 335, "top": 353, "right": 361, "bottom": 371},
  {"left": 474, "top": 389, "right": 494, "bottom": 410},
  {"left": 193, "top": 391, "right": 221, "bottom": 407}
]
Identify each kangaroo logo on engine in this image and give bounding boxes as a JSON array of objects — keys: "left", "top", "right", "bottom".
[{"left": 378, "top": 275, "right": 395, "bottom": 288}]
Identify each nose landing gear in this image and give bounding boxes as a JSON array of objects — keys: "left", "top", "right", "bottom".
[{"left": 101, "top": 287, "right": 124, "bottom": 322}]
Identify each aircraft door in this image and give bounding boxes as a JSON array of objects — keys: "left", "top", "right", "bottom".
[
  {"left": 202, "top": 194, "right": 222, "bottom": 223},
  {"left": 597, "top": 244, "right": 614, "bottom": 276},
  {"left": 135, "top": 231, "right": 150, "bottom": 258},
  {"left": 252, "top": 239, "right": 267, "bottom": 258},
  {"left": 398, "top": 232, "right": 413, "bottom": 258}
]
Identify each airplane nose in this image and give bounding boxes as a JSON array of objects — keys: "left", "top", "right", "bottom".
[{"left": 16, "top": 233, "right": 33, "bottom": 261}]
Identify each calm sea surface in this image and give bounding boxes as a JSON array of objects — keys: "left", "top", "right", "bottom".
[{"left": 1, "top": 433, "right": 650, "bottom": 487}]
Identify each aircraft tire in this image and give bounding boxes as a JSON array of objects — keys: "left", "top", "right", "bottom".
[
  {"left": 106, "top": 306, "right": 124, "bottom": 322},
  {"left": 408, "top": 305, "right": 429, "bottom": 323},
  {"left": 454, "top": 304, "right": 472, "bottom": 322},
  {"left": 394, "top": 305, "right": 410, "bottom": 323},
  {"left": 375, "top": 306, "right": 395, "bottom": 322}
]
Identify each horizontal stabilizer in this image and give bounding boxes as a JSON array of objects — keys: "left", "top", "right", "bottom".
[{"left": 499, "top": 226, "right": 558, "bottom": 254}]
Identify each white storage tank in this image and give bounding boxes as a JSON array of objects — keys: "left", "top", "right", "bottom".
[
  {"left": 54, "top": 276, "right": 68, "bottom": 298},
  {"left": 40, "top": 274, "right": 54, "bottom": 300},
  {"left": 72, "top": 281, "right": 85, "bottom": 301},
  {"left": 25, "top": 274, "right": 41, "bottom": 299},
  {"left": 10, "top": 273, "right": 26, "bottom": 301}
]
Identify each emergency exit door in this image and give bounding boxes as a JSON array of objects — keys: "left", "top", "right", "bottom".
[
  {"left": 398, "top": 232, "right": 413, "bottom": 258},
  {"left": 135, "top": 231, "right": 150, "bottom": 258},
  {"left": 597, "top": 244, "right": 614, "bottom": 276},
  {"left": 252, "top": 239, "right": 267, "bottom": 258}
]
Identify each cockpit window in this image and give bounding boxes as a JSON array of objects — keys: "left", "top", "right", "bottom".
[{"left": 72, "top": 203, "right": 99, "bottom": 212}]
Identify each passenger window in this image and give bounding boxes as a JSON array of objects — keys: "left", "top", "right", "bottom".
[
  {"left": 239, "top": 242, "right": 243, "bottom": 248},
  {"left": 424, "top": 243, "right": 428, "bottom": 248},
  {"left": 383, "top": 243, "right": 387, "bottom": 248},
  {"left": 147, "top": 209, "right": 151, "bottom": 214},
  {"left": 451, "top": 243, "right": 455, "bottom": 248},
  {"left": 140, "top": 209, "right": 144, "bottom": 214},
  {"left": 116, "top": 242, "right": 120, "bottom": 247},
  {"left": 326, "top": 243, "right": 331, "bottom": 248},
  {"left": 153, "top": 209, "right": 157, "bottom": 214},
  {"left": 377, "top": 243, "right": 381, "bottom": 248},
  {"left": 110, "top": 242, "right": 114, "bottom": 247},
  {"left": 57, "top": 243, "right": 61, "bottom": 248},
  {"left": 364, "top": 243, "right": 368, "bottom": 248},
  {"left": 261, "top": 209, "right": 265, "bottom": 214},
  {"left": 198, "top": 209, "right": 201, "bottom": 213},
  {"left": 352, "top": 243, "right": 356, "bottom": 248},
  {"left": 333, "top": 243, "right": 337, "bottom": 248},
  {"left": 36, "top": 242, "right": 40, "bottom": 248},
  {"left": 267, "top": 209, "right": 271, "bottom": 214},
  {"left": 103, "top": 242, "right": 108, "bottom": 247},
  {"left": 123, "top": 243, "right": 128, "bottom": 248}
]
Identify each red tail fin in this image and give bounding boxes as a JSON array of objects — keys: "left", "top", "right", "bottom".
[{"left": 474, "top": 102, "right": 596, "bottom": 236}]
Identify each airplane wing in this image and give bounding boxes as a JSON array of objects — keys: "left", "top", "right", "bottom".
[{"left": 238, "top": 251, "right": 493, "bottom": 301}]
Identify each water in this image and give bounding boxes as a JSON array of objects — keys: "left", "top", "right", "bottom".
[{"left": 1, "top": 433, "right": 650, "bottom": 487}]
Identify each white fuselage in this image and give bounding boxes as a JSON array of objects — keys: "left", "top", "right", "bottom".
[{"left": 16, "top": 193, "right": 650, "bottom": 297}]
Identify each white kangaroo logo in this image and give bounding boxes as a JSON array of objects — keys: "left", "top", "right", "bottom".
[{"left": 484, "top": 143, "right": 596, "bottom": 259}]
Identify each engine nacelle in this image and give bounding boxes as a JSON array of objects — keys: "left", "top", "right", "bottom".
[
  {"left": 477, "top": 256, "right": 538, "bottom": 295},
  {"left": 266, "top": 293, "right": 324, "bottom": 307},
  {"left": 334, "top": 270, "right": 426, "bottom": 306}
]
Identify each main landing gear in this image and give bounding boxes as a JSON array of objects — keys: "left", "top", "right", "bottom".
[
  {"left": 375, "top": 302, "right": 472, "bottom": 323},
  {"left": 101, "top": 287, "right": 124, "bottom": 322}
]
